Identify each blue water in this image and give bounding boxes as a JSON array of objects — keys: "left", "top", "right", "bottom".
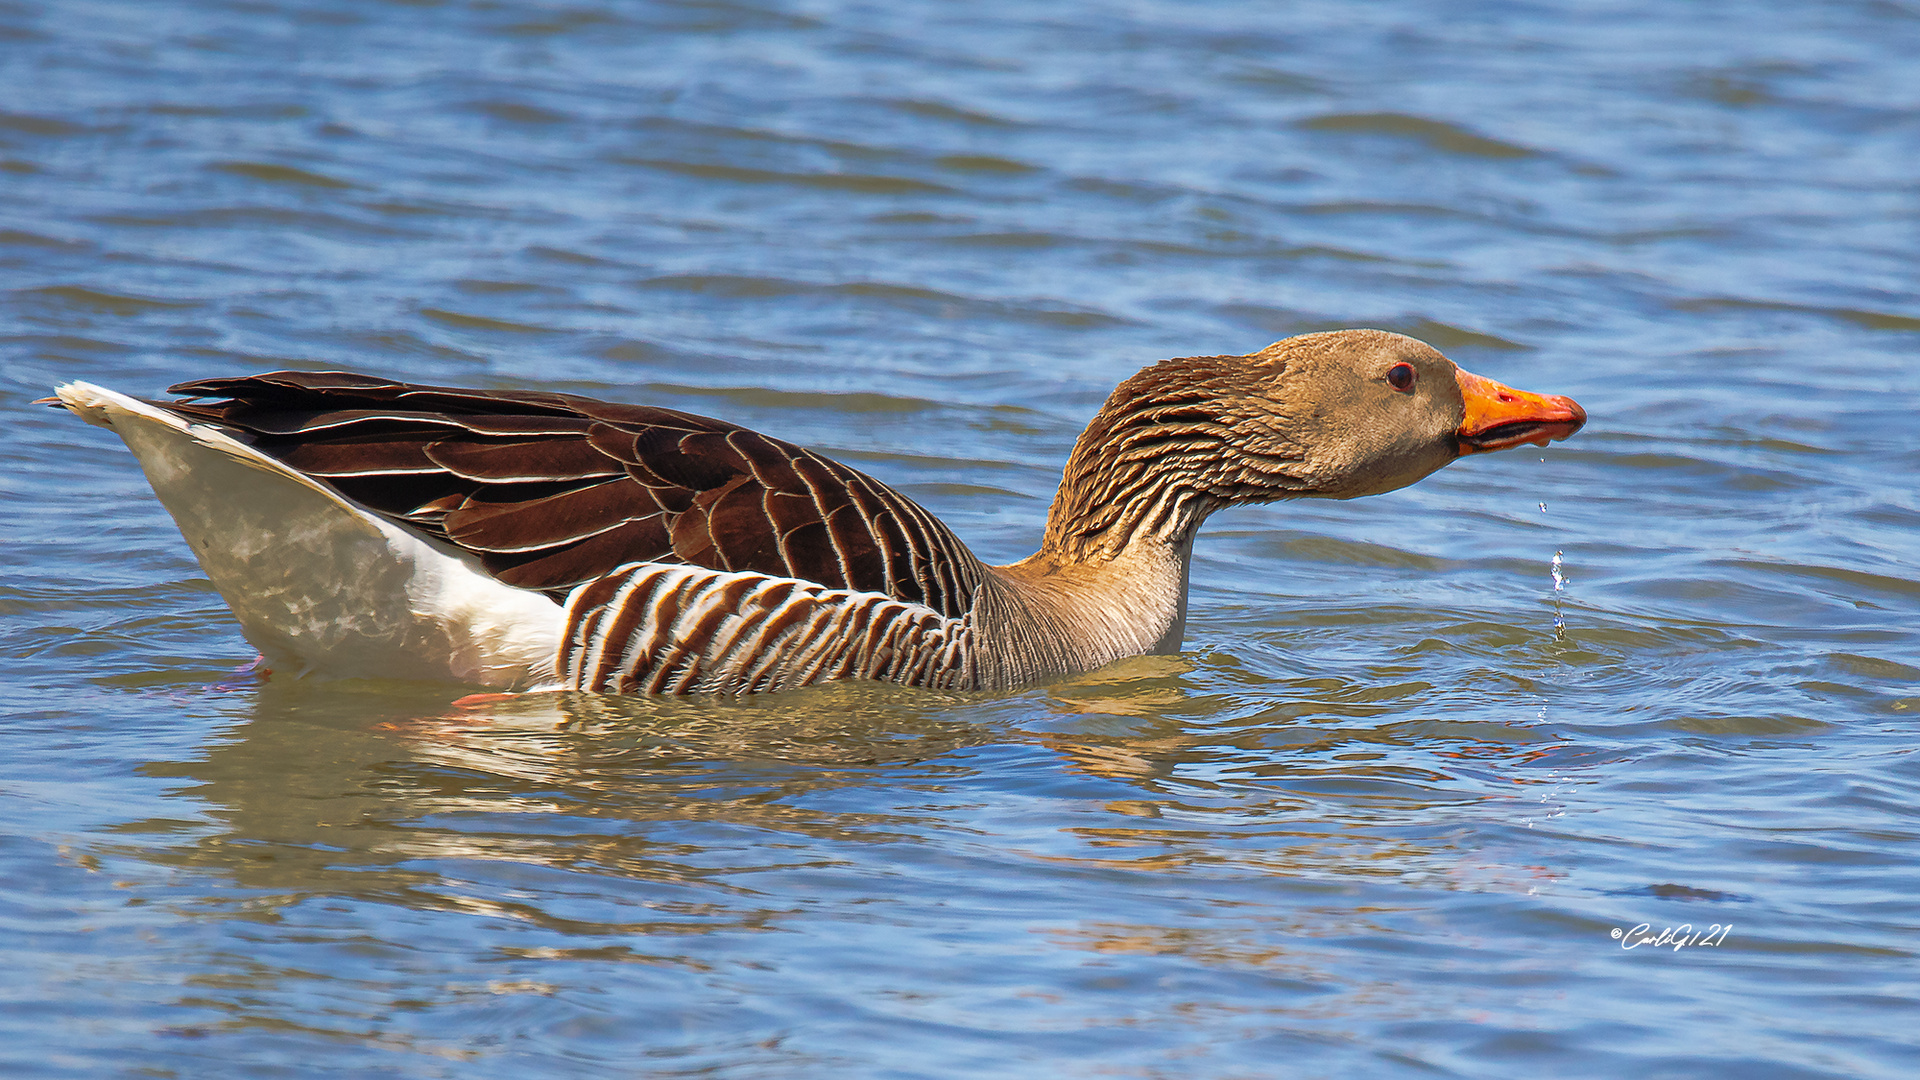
[{"left": 4, "top": 1, "right": 1919, "bottom": 1076}]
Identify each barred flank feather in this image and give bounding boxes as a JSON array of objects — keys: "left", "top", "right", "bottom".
[{"left": 560, "top": 564, "right": 972, "bottom": 695}]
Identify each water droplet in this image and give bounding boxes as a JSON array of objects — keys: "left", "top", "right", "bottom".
[{"left": 1549, "top": 550, "right": 1567, "bottom": 638}]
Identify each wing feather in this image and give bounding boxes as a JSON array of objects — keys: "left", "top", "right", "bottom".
[
  {"left": 158, "top": 371, "right": 986, "bottom": 614},
  {"left": 444, "top": 479, "right": 658, "bottom": 552},
  {"left": 425, "top": 437, "right": 623, "bottom": 482}
]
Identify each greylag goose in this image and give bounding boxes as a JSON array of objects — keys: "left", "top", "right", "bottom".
[{"left": 49, "top": 329, "right": 1584, "bottom": 695}]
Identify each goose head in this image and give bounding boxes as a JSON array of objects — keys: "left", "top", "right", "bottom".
[{"left": 1042, "top": 328, "right": 1586, "bottom": 558}]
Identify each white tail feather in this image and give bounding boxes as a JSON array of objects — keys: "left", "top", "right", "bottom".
[{"left": 55, "top": 382, "right": 563, "bottom": 688}]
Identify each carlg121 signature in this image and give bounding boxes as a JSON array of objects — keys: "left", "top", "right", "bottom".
[{"left": 1611, "top": 923, "right": 1732, "bottom": 951}]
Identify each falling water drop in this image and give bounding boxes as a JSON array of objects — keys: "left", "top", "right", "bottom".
[
  {"left": 1539, "top": 501, "right": 1566, "bottom": 638},
  {"left": 1550, "top": 550, "right": 1567, "bottom": 639}
]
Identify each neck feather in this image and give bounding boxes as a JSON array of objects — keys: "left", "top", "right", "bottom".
[
  {"left": 973, "top": 541, "right": 1192, "bottom": 690},
  {"left": 968, "top": 353, "right": 1321, "bottom": 688},
  {"left": 1038, "top": 354, "right": 1311, "bottom": 562}
]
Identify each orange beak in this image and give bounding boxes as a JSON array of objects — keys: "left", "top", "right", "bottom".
[{"left": 1455, "top": 368, "right": 1586, "bottom": 454}]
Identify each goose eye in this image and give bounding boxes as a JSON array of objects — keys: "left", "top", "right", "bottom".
[{"left": 1385, "top": 363, "right": 1417, "bottom": 392}]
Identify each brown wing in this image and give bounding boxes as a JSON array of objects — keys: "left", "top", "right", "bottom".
[{"left": 162, "top": 371, "right": 986, "bottom": 616}]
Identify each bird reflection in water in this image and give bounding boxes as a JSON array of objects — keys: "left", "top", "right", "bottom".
[{"left": 115, "top": 659, "right": 1573, "bottom": 936}]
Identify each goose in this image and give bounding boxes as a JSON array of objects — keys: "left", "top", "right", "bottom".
[{"left": 48, "top": 329, "right": 1584, "bottom": 695}]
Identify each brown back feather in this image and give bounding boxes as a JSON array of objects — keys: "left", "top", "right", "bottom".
[{"left": 162, "top": 371, "right": 986, "bottom": 614}]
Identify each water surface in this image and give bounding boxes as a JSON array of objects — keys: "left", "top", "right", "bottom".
[{"left": 4, "top": 1, "right": 1919, "bottom": 1077}]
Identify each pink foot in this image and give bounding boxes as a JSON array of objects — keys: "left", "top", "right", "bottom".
[{"left": 451, "top": 692, "right": 520, "bottom": 708}]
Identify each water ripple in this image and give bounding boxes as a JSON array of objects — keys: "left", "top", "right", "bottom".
[{"left": 5, "top": 0, "right": 1920, "bottom": 1077}]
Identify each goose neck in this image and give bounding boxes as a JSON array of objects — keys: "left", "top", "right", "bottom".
[{"left": 974, "top": 536, "right": 1195, "bottom": 690}]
